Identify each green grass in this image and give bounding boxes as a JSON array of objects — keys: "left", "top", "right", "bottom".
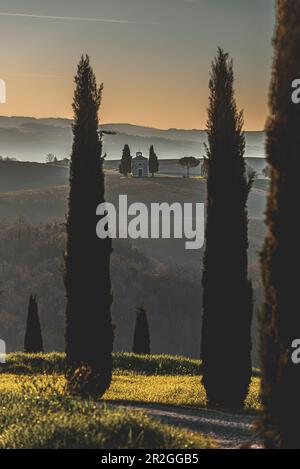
[
  {"left": 0, "top": 373, "right": 213, "bottom": 449},
  {"left": 2, "top": 352, "right": 260, "bottom": 377},
  {"left": 0, "top": 372, "right": 261, "bottom": 414},
  {"left": 0, "top": 352, "right": 261, "bottom": 449},
  {"left": 107, "top": 374, "right": 261, "bottom": 412},
  {"left": 2, "top": 352, "right": 201, "bottom": 375}
]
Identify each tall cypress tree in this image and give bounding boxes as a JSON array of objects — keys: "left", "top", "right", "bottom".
[
  {"left": 201, "top": 48, "right": 253, "bottom": 409},
  {"left": 133, "top": 305, "right": 150, "bottom": 355},
  {"left": 119, "top": 144, "right": 132, "bottom": 176},
  {"left": 24, "top": 295, "right": 43, "bottom": 353},
  {"left": 259, "top": 0, "right": 300, "bottom": 449},
  {"left": 65, "top": 55, "right": 114, "bottom": 398},
  {"left": 149, "top": 145, "right": 159, "bottom": 177}
]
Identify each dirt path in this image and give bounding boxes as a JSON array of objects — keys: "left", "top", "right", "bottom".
[{"left": 109, "top": 401, "right": 259, "bottom": 449}]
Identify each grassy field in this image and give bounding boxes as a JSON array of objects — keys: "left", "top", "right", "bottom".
[
  {"left": 2, "top": 352, "right": 201, "bottom": 375},
  {"left": 2, "top": 351, "right": 260, "bottom": 378},
  {"left": 0, "top": 374, "right": 213, "bottom": 449},
  {"left": 0, "top": 353, "right": 224, "bottom": 449},
  {"left": 0, "top": 353, "right": 261, "bottom": 449},
  {"left": 1, "top": 354, "right": 261, "bottom": 413},
  {"left": 0, "top": 372, "right": 261, "bottom": 412}
]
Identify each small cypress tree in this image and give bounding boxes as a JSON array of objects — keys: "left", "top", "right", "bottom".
[
  {"left": 24, "top": 295, "right": 43, "bottom": 353},
  {"left": 133, "top": 305, "right": 150, "bottom": 355},
  {"left": 119, "top": 144, "right": 132, "bottom": 176},
  {"left": 149, "top": 145, "right": 159, "bottom": 177},
  {"left": 259, "top": 0, "right": 300, "bottom": 449},
  {"left": 65, "top": 55, "right": 114, "bottom": 398},
  {"left": 201, "top": 48, "right": 253, "bottom": 409}
]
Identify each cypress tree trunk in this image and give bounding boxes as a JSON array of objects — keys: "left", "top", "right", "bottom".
[
  {"left": 259, "top": 0, "right": 300, "bottom": 448},
  {"left": 201, "top": 48, "right": 253, "bottom": 409},
  {"left": 65, "top": 55, "right": 113, "bottom": 398},
  {"left": 24, "top": 295, "right": 43, "bottom": 353},
  {"left": 133, "top": 306, "right": 150, "bottom": 355}
]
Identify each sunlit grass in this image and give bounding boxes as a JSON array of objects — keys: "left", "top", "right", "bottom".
[
  {"left": 3, "top": 352, "right": 260, "bottom": 378},
  {"left": 0, "top": 373, "right": 213, "bottom": 449},
  {"left": 0, "top": 352, "right": 261, "bottom": 448},
  {"left": 0, "top": 372, "right": 261, "bottom": 412},
  {"left": 108, "top": 374, "right": 261, "bottom": 412}
]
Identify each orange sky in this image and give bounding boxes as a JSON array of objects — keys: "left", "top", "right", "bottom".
[{"left": 1, "top": 73, "right": 270, "bottom": 130}]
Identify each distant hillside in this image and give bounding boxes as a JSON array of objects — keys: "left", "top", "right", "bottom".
[
  {"left": 0, "top": 160, "right": 69, "bottom": 192},
  {"left": 0, "top": 158, "right": 267, "bottom": 195},
  {"left": 0, "top": 116, "right": 265, "bottom": 162},
  {"left": 0, "top": 172, "right": 266, "bottom": 360}
]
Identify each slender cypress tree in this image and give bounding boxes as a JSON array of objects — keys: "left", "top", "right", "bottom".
[
  {"left": 201, "top": 48, "right": 253, "bottom": 408},
  {"left": 119, "top": 144, "right": 132, "bottom": 176},
  {"left": 133, "top": 305, "right": 150, "bottom": 355},
  {"left": 149, "top": 145, "right": 159, "bottom": 177},
  {"left": 65, "top": 55, "right": 114, "bottom": 398},
  {"left": 259, "top": 0, "right": 300, "bottom": 448},
  {"left": 24, "top": 295, "right": 43, "bottom": 353}
]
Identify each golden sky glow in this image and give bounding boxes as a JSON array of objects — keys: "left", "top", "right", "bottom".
[{"left": 0, "top": 0, "right": 275, "bottom": 130}]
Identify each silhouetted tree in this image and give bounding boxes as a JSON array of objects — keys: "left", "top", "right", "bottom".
[
  {"left": 24, "top": 295, "right": 43, "bottom": 353},
  {"left": 149, "top": 145, "right": 159, "bottom": 177},
  {"left": 119, "top": 144, "right": 132, "bottom": 176},
  {"left": 259, "top": 0, "right": 300, "bottom": 449},
  {"left": 178, "top": 157, "right": 200, "bottom": 177},
  {"left": 133, "top": 305, "right": 150, "bottom": 355},
  {"left": 64, "top": 55, "right": 114, "bottom": 398},
  {"left": 201, "top": 48, "right": 253, "bottom": 409},
  {"left": 46, "top": 153, "right": 55, "bottom": 164}
]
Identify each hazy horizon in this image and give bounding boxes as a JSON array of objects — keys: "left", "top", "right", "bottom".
[
  {"left": 0, "top": 115, "right": 266, "bottom": 162},
  {"left": 0, "top": 114, "right": 266, "bottom": 132}
]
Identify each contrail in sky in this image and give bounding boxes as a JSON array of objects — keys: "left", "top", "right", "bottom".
[{"left": 0, "top": 12, "right": 158, "bottom": 25}]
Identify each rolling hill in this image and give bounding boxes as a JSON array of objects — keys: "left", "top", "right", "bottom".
[{"left": 0, "top": 116, "right": 265, "bottom": 162}]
